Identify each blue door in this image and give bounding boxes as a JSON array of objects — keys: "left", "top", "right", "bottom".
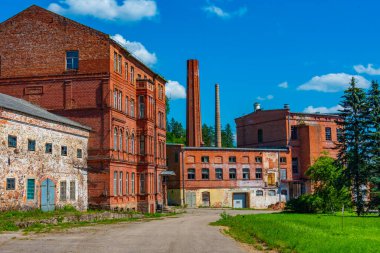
[
  {"left": 233, "top": 193, "right": 247, "bottom": 208},
  {"left": 41, "top": 179, "right": 55, "bottom": 212}
]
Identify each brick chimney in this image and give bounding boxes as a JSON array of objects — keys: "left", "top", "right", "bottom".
[
  {"left": 215, "top": 84, "right": 222, "bottom": 148},
  {"left": 186, "top": 59, "right": 203, "bottom": 147}
]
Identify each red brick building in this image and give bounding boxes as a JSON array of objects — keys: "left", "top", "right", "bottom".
[
  {"left": 0, "top": 5, "right": 167, "bottom": 212},
  {"left": 235, "top": 104, "right": 342, "bottom": 197}
]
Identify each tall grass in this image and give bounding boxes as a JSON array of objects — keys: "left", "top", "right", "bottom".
[{"left": 213, "top": 213, "right": 380, "bottom": 253}]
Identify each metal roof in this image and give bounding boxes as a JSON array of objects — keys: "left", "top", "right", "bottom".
[{"left": 0, "top": 93, "right": 91, "bottom": 131}]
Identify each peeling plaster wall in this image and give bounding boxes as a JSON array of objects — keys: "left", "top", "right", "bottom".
[{"left": 0, "top": 109, "right": 89, "bottom": 211}]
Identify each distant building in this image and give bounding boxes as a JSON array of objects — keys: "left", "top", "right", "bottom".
[
  {"left": 235, "top": 103, "right": 342, "bottom": 197},
  {"left": 0, "top": 5, "right": 167, "bottom": 212},
  {"left": 166, "top": 60, "right": 290, "bottom": 208},
  {"left": 0, "top": 93, "right": 90, "bottom": 211},
  {"left": 167, "top": 144, "right": 290, "bottom": 208}
]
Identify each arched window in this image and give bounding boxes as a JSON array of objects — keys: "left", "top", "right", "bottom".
[
  {"left": 119, "top": 130, "right": 123, "bottom": 151},
  {"left": 125, "top": 131, "right": 129, "bottom": 153},
  {"left": 131, "top": 133, "right": 135, "bottom": 154},
  {"left": 113, "top": 128, "right": 118, "bottom": 151}
]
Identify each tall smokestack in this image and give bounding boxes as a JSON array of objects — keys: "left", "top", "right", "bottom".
[
  {"left": 215, "top": 84, "right": 222, "bottom": 148},
  {"left": 186, "top": 59, "right": 203, "bottom": 147}
]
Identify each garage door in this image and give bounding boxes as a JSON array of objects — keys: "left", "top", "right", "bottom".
[{"left": 233, "top": 193, "right": 246, "bottom": 208}]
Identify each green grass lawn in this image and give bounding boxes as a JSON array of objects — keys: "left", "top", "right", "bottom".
[{"left": 212, "top": 212, "right": 380, "bottom": 253}]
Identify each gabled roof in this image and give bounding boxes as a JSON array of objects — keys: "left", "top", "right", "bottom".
[
  {"left": 0, "top": 5, "right": 166, "bottom": 83},
  {"left": 0, "top": 93, "right": 91, "bottom": 131}
]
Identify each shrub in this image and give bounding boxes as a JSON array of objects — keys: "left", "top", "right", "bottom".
[{"left": 285, "top": 194, "right": 322, "bottom": 213}]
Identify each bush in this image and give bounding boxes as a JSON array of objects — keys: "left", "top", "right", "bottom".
[{"left": 285, "top": 194, "right": 322, "bottom": 213}]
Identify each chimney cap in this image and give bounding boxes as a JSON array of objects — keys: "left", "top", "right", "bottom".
[
  {"left": 254, "top": 102, "right": 261, "bottom": 112},
  {"left": 284, "top": 104, "right": 290, "bottom": 110}
]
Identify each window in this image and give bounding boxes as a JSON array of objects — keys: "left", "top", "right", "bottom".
[
  {"left": 61, "top": 146, "right": 68, "bottom": 156},
  {"left": 28, "top": 140, "right": 36, "bottom": 151},
  {"left": 159, "top": 85, "right": 163, "bottom": 100},
  {"left": 113, "top": 89, "right": 118, "bottom": 108},
  {"left": 268, "top": 190, "right": 276, "bottom": 196},
  {"left": 119, "top": 172, "right": 123, "bottom": 195},
  {"left": 325, "top": 127, "right": 332, "bottom": 141},
  {"left": 126, "top": 172, "right": 129, "bottom": 195},
  {"left": 8, "top": 135, "right": 17, "bottom": 148},
  {"left": 77, "top": 149, "right": 83, "bottom": 158},
  {"left": 118, "top": 91, "right": 122, "bottom": 110},
  {"left": 70, "top": 180, "right": 76, "bottom": 200},
  {"left": 125, "top": 62, "right": 128, "bottom": 79},
  {"left": 119, "top": 130, "right": 123, "bottom": 151},
  {"left": 130, "top": 66, "right": 135, "bottom": 83},
  {"left": 140, "top": 135, "right": 145, "bottom": 155},
  {"left": 125, "top": 132, "right": 129, "bottom": 153},
  {"left": 60, "top": 181, "right": 67, "bottom": 201},
  {"left": 255, "top": 168, "right": 262, "bottom": 179},
  {"left": 280, "top": 168, "right": 287, "bottom": 180},
  {"left": 131, "top": 172, "right": 135, "bottom": 194},
  {"left": 114, "top": 52, "right": 118, "bottom": 71},
  {"left": 229, "top": 156, "right": 236, "bottom": 163},
  {"left": 337, "top": 128, "right": 343, "bottom": 142},
  {"left": 6, "top": 178, "right": 15, "bottom": 190},
  {"left": 292, "top": 158, "right": 299, "bottom": 174},
  {"left": 45, "top": 143, "right": 52, "bottom": 154},
  {"left": 201, "top": 168, "right": 209, "bottom": 180},
  {"left": 118, "top": 54, "right": 122, "bottom": 73},
  {"left": 256, "top": 190, "right": 263, "bottom": 196},
  {"left": 174, "top": 152, "right": 179, "bottom": 163},
  {"left": 268, "top": 173, "right": 276, "bottom": 185},
  {"left": 291, "top": 126, "right": 298, "bottom": 140},
  {"left": 188, "top": 169, "right": 195, "bottom": 180},
  {"left": 258, "top": 129, "right": 263, "bottom": 143},
  {"left": 66, "top": 50, "right": 78, "bottom": 70},
  {"left": 255, "top": 156, "right": 262, "bottom": 163},
  {"left": 280, "top": 157, "right": 287, "bottom": 164},
  {"left": 140, "top": 173, "right": 145, "bottom": 194},
  {"left": 131, "top": 134, "right": 135, "bottom": 154},
  {"left": 27, "top": 179, "right": 35, "bottom": 200},
  {"left": 113, "top": 128, "right": 118, "bottom": 151},
  {"left": 201, "top": 156, "right": 209, "bottom": 163},
  {"left": 130, "top": 99, "right": 135, "bottom": 117},
  {"left": 229, "top": 168, "right": 236, "bottom": 179},
  {"left": 215, "top": 168, "right": 223, "bottom": 180},
  {"left": 139, "top": 95, "right": 145, "bottom": 118},
  {"left": 125, "top": 96, "right": 129, "bottom": 114},
  {"left": 243, "top": 168, "right": 250, "bottom": 179},
  {"left": 113, "top": 171, "right": 118, "bottom": 196}
]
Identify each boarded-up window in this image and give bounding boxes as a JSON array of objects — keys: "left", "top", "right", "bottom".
[
  {"left": 268, "top": 173, "right": 276, "bottom": 186},
  {"left": 70, "top": 181, "right": 76, "bottom": 200},
  {"left": 215, "top": 156, "right": 223, "bottom": 164},
  {"left": 242, "top": 156, "right": 249, "bottom": 164},
  {"left": 187, "top": 155, "right": 195, "bottom": 163},
  {"left": 60, "top": 181, "right": 67, "bottom": 201}
]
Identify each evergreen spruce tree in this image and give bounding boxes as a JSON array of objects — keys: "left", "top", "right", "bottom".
[
  {"left": 366, "top": 81, "right": 380, "bottom": 212},
  {"left": 338, "top": 77, "right": 369, "bottom": 216},
  {"left": 222, "top": 124, "right": 234, "bottom": 147}
]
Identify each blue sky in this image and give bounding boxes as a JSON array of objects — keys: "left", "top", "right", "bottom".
[{"left": 1, "top": 0, "right": 380, "bottom": 130}]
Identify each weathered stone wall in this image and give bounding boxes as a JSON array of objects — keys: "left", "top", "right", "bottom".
[{"left": 0, "top": 109, "right": 89, "bottom": 211}]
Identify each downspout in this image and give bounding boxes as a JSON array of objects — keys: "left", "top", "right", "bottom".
[
  {"left": 278, "top": 150, "right": 281, "bottom": 203},
  {"left": 153, "top": 75, "right": 158, "bottom": 201},
  {"left": 181, "top": 150, "right": 185, "bottom": 206}
]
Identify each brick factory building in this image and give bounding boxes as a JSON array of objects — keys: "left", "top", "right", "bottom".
[
  {"left": 0, "top": 93, "right": 90, "bottom": 211},
  {"left": 235, "top": 103, "right": 342, "bottom": 198},
  {"left": 166, "top": 60, "right": 291, "bottom": 208},
  {"left": 0, "top": 6, "right": 167, "bottom": 212}
]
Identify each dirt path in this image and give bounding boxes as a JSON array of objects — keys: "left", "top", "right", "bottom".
[{"left": 0, "top": 209, "right": 274, "bottom": 253}]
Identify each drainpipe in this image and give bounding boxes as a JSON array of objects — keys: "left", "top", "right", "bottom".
[
  {"left": 181, "top": 150, "right": 185, "bottom": 206},
  {"left": 278, "top": 151, "right": 281, "bottom": 203}
]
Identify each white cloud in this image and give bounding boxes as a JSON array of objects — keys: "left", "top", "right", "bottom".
[
  {"left": 256, "top": 95, "right": 274, "bottom": 101},
  {"left": 166, "top": 80, "right": 186, "bottom": 100},
  {"left": 278, "top": 81, "right": 288, "bottom": 88},
  {"left": 111, "top": 34, "right": 157, "bottom": 66},
  {"left": 303, "top": 105, "right": 343, "bottom": 114},
  {"left": 297, "top": 73, "right": 370, "bottom": 92},
  {"left": 354, "top": 64, "right": 380, "bottom": 75},
  {"left": 47, "top": 0, "right": 158, "bottom": 21},
  {"left": 203, "top": 5, "right": 247, "bottom": 19}
]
